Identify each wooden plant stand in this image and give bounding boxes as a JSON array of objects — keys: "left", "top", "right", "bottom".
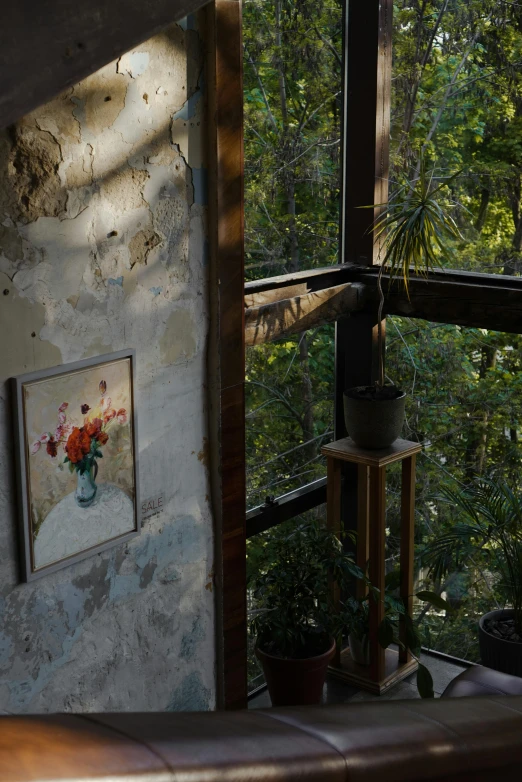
[{"left": 321, "top": 437, "right": 422, "bottom": 695}]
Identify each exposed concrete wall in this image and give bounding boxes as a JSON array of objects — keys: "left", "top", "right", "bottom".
[{"left": 0, "top": 15, "right": 215, "bottom": 712}]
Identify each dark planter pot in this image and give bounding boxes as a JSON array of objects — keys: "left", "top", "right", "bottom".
[
  {"left": 255, "top": 639, "right": 335, "bottom": 706},
  {"left": 479, "top": 609, "right": 522, "bottom": 677},
  {"left": 343, "top": 386, "right": 406, "bottom": 450}
]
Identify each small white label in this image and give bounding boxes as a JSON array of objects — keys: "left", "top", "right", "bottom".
[{"left": 141, "top": 493, "right": 165, "bottom": 522}]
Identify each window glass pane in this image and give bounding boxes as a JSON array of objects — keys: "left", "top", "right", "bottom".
[
  {"left": 387, "top": 315, "right": 522, "bottom": 662},
  {"left": 243, "top": 0, "right": 343, "bottom": 281},
  {"left": 392, "top": 3, "right": 522, "bottom": 275},
  {"left": 246, "top": 325, "right": 334, "bottom": 509}
]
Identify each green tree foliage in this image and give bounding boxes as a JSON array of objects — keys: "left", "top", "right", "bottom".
[
  {"left": 246, "top": 325, "right": 334, "bottom": 507},
  {"left": 245, "top": 0, "right": 522, "bottom": 679},
  {"left": 243, "top": 0, "right": 343, "bottom": 281},
  {"left": 244, "top": 0, "right": 343, "bottom": 513},
  {"left": 392, "top": 0, "right": 522, "bottom": 273}
]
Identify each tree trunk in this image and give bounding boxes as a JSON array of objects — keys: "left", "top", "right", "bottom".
[
  {"left": 286, "top": 178, "right": 300, "bottom": 273},
  {"left": 274, "top": 0, "right": 288, "bottom": 127},
  {"left": 298, "top": 333, "right": 316, "bottom": 460},
  {"left": 466, "top": 346, "right": 497, "bottom": 479},
  {"left": 475, "top": 187, "right": 490, "bottom": 235},
  {"left": 398, "top": 0, "right": 449, "bottom": 162},
  {"left": 274, "top": 4, "right": 316, "bottom": 463},
  {"left": 476, "top": 347, "right": 497, "bottom": 476},
  {"left": 501, "top": 176, "right": 522, "bottom": 275}
]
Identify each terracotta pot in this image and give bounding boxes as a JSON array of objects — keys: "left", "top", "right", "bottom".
[
  {"left": 344, "top": 386, "right": 406, "bottom": 449},
  {"left": 255, "top": 639, "right": 335, "bottom": 706},
  {"left": 479, "top": 609, "right": 522, "bottom": 677}
]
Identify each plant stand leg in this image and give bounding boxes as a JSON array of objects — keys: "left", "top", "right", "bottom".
[
  {"left": 399, "top": 454, "right": 416, "bottom": 664},
  {"left": 357, "top": 464, "right": 370, "bottom": 599},
  {"left": 327, "top": 456, "right": 342, "bottom": 667},
  {"left": 369, "top": 465, "right": 386, "bottom": 683}
]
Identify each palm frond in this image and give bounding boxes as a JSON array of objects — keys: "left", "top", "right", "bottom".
[
  {"left": 428, "top": 477, "right": 522, "bottom": 631},
  {"left": 371, "top": 162, "right": 462, "bottom": 294}
]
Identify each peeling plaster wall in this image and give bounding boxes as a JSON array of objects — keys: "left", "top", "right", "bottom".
[{"left": 0, "top": 15, "right": 215, "bottom": 712}]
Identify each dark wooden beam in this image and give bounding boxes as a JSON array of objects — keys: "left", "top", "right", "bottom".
[
  {"left": 245, "top": 264, "right": 522, "bottom": 336},
  {"left": 354, "top": 268, "right": 522, "bottom": 334},
  {"left": 206, "top": 0, "right": 246, "bottom": 711},
  {"left": 245, "top": 283, "right": 366, "bottom": 346},
  {"left": 353, "top": 265, "right": 522, "bottom": 292},
  {"left": 0, "top": 0, "right": 210, "bottom": 129}
]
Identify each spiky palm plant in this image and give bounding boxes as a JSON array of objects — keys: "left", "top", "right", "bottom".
[
  {"left": 369, "top": 163, "right": 461, "bottom": 387},
  {"left": 424, "top": 479, "right": 522, "bottom": 633}
]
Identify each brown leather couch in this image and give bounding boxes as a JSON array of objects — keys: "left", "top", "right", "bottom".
[
  {"left": 2, "top": 667, "right": 522, "bottom": 782},
  {"left": 442, "top": 662, "right": 522, "bottom": 698}
]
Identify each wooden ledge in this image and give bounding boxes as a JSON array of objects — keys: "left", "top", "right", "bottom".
[{"left": 245, "top": 283, "right": 366, "bottom": 346}]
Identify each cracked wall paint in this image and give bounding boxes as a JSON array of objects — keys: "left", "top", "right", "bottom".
[{"left": 0, "top": 16, "right": 214, "bottom": 713}]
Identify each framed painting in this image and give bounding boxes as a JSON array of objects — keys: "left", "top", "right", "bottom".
[{"left": 12, "top": 350, "right": 140, "bottom": 581}]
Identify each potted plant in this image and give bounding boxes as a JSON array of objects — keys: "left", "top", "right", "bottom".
[
  {"left": 249, "top": 519, "right": 364, "bottom": 706},
  {"left": 345, "top": 165, "right": 461, "bottom": 449},
  {"left": 425, "top": 478, "right": 522, "bottom": 677},
  {"left": 344, "top": 570, "right": 451, "bottom": 698}
]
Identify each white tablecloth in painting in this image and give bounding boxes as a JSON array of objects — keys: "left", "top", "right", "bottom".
[{"left": 33, "top": 483, "right": 134, "bottom": 570}]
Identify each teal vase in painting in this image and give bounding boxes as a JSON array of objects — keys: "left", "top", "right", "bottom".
[{"left": 75, "top": 460, "right": 98, "bottom": 508}]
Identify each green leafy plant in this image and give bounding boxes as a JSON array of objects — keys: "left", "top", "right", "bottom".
[
  {"left": 249, "top": 520, "right": 365, "bottom": 659},
  {"left": 250, "top": 520, "right": 450, "bottom": 697},
  {"left": 346, "top": 569, "right": 451, "bottom": 698},
  {"left": 425, "top": 478, "right": 522, "bottom": 634}
]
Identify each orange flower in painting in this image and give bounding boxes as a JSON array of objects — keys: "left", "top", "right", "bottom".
[
  {"left": 66, "top": 427, "right": 91, "bottom": 464},
  {"left": 85, "top": 418, "right": 103, "bottom": 438},
  {"left": 97, "top": 431, "right": 109, "bottom": 445}
]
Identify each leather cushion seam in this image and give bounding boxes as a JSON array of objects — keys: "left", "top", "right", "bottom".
[
  {"left": 77, "top": 713, "right": 175, "bottom": 779},
  {"left": 255, "top": 710, "right": 350, "bottom": 774},
  {"left": 82, "top": 711, "right": 347, "bottom": 779}
]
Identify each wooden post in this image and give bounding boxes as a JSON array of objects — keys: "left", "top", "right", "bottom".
[
  {"left": 335, "top": 0, "right": 393, "bottom": 557},
  {"left": 327, "top": 457, "right": 342, "bottom": 667},
  {"left": 399, "top": 454, "right": 416, "bottom": 664},
  {"left": 368, "top": 465, "right": 386, "bottom": 683},
  {"left": 342, "top": 0, "right": 393, "bottom": 266},
  {"left": 356, "top": 464, "right": 370, "bottom": 599},
  {"left": 207, "top": 0, "right": 246, "bottom": 710}
]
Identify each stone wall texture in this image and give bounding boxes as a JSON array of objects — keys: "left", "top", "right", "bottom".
[{"left": 0, "top": 15, "right": 215, "bottom": 712}]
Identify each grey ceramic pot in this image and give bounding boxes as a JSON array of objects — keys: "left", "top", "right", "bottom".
[
  {"left": 348, "top": 633, "right": 370, "bottom": 666},
  {"left": 479, "top": 609, "right": 522, "bottom": 677},
  {"left": 343, "top": 386, "right": 406, "bottom": 450}
]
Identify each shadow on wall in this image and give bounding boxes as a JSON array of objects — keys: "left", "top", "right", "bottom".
[{"left": 0, "top": 23, "right": 207, "bottom": 307}]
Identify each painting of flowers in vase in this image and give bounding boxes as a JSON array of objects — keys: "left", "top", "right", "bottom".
[{"left": 13, "top": 350, "right": 140, "bottom": 581}]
